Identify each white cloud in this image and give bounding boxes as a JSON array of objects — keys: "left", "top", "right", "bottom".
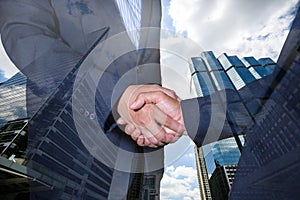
[
  {"left": 160, "top": 165, "right": 200, "bottom": 200},
  {"left": 0, "top": 39, "right": 19, "bottom": 79},
  {"left": 160, "top": 32, "right": 203, "bottom": 100},
  {"left": 169, "top": 0, "right": 299, "bottom": 61},
  {"left": 185, "top": 153, "right": 195, "bottom": 158}
]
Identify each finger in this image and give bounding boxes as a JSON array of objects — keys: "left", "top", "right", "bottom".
[
  {"left": 130, "top": 89, "right": 178, "bottom": 110},
  {"left": 124, "top": 124, "right": 135, "bottom": 135},
  {"left": 158, "top": 87, "right": 178, "bottom": 99},
  {"left": 141, "top": 85, "right": 178, "bottom": 98},
  {"left": 117, "top": 118, "right": 127, "bottom": 125},
  {"left": 162, "top": 127, "right": 177, "bottom": 144},
  {"left": 148, "top": 144, "right": 159, "bottom": 148},
  {"left": 131, "top": 128, "right": 142, "bottom": 141},
  {"left": 151, "top": 107, "right": 186, "bottom": 136},
  {"left": 138, "top": 107, "right": 169, "bottom": 145},
  {"left": 141, "top": 127, "right": 165, "bottom": 146},
  {"left": 147, "top": 84, "right": 178, "bottom": 99},
  {"left": 163, "top": 127, "right": 177, "bottom": 134},
  {"left": 130, "top": 91, "right": 166, "bottom": 110},
  {"left": 170, "top": 135, "right": 181, "bottom": 143},
  {"left": 137, "top": 135, "right": 158, "bottom": 148},
  {"left": 130, "top": 92, "right": 157, "bottom": 110},
  {"left": 144, "top": 137, "right": 159, "bottom": 148},
  {"left": 137, "top": 105, "right": 181, "bottom": 145},
  {"left": 137, "top": 135, "right": 145, "bottom": 146},
  {"left": 144, "top": 137, "right": 152, "bottom": 146},
  {"left": 146, "top": 128, "right": 167, "bottom": 146},
  {"left": 162, "top": 115, "right": 186, "bottom": 136},
  {"left": 142, "top": 137, "right": 158, "bottom": 148}
]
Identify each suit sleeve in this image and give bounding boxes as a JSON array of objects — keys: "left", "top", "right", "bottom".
[
  {"left": 181, "top": 90, "right": 240, "bottom": 147},
  {"left": 181, "top": 68, "right": 278, "bottom": 147}
]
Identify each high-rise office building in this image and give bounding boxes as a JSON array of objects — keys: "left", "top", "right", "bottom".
[
  {"left": 0, "top": 70, "right": 114, "bottom": 199},
  {"left": 229, "top": 8, "right": 300, "bottom": 199},
  {"left": 206, "top": 137, "right": 243, "bottom": 200},
  {"left": 189, "top": 50, "right": 276, "bottom": 199},
  {"left": 194, "top": 146, "right": 212, "bottom": 200},
  {"left": 0, "top": 72, "right": 27, "bottom": 126},
  {"left": 191, "top": 7, "right": 300, "bottom": 200},
  {"left": 0, "top": 72, "right": 63, "bottom": 199},
  {"left": 209, "top": 164, "right": 237, "bottom": 200},
  {"left": 211, "top": 137, "right": 244, "bottom": 167},
  {"left": 0, "top": 59, "right": 158, "bottom": 199}
]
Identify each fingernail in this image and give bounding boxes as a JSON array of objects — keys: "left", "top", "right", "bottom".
[
  {"left": 127, "top": 124, "right": 134, "bottom": 132},
  {"left": 138, "top": 135, "right": 144, "bottom": 139},
  {"left": 133, "top": 129, "right": 140, "bottom": 136},
  {"left": 130, "top": 101, "right": 138, "bottom": 108}
]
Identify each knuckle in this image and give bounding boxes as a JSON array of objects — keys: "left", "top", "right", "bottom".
[
  {"left": 155, "top": 132, "right": 165, "bottom": 142},
  {"left": 137, "top": 116, "right": 150, "bottom": 126},
  {"left": 138, "top": 93, "right": 147, "bottom": 100}
]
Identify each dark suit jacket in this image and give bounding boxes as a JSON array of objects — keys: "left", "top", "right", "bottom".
[{"left": 0, "top": 0, "right": 163, "bottom": 199}]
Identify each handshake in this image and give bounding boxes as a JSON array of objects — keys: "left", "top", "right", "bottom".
[{"left": 117, "top": 84, "right": 187, "bottom": 148}]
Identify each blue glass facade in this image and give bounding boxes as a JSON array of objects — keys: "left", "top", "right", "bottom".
[
  {"left": 190, "top": 50, "right": 277, "bottom": 199},
  {"left": 231, "top": 24, "right": 300, "bottom": 198},
  {"left": 210, "top": 71, "right": 234, "bottom": 91},
  {"left": 0, "top": 70, "right": 115, "bottom": 199},
  {"left": 189, "top": 50, "right": 274, "bottom": 142},
  {"left": 191, "top": 7, "right": 300, "bottom": 199},
  {"left": 258, "top": 57, "right": 277, "bottom": 75},
  {"left": 212, "top": 137, "right": 244, "bottom": 166},
  {"left": 0, "top": 52, "right": 162, "bottom": 199},
  {"left": 200, "top": 51, "right": 223, "bottom": 72},
  {"left": 0, "top": 73, "right": 26, "bottom": 126}
]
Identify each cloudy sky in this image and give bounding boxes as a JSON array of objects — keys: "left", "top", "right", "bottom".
[
  {"left": 160, "top": 0, "right": 299, "bottom": 199},
  {"left": 0, "top": 1, "right": 299, "bottom": 199}
]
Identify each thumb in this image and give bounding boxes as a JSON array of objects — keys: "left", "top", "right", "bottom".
[
  {"left": 130, "top": 98, "right": 145, "bottom": 110},
  {"left": 130, "top": 92, "right": 160, "bottom": 110}
]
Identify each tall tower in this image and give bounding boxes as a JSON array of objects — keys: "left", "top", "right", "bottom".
[
  {"left": 0, "top": 72, "right": 27, "bottom": 125},
  {"left": 0, "top": 72, "right": 64, "bottom": 199},
  {"left": 194, "top": 146, "right": 212, "bottom": 200},
  {"left": 229, "top": 8, "right": 300, "bottom": 199},
  {"left": 189, "top": 51, "right": 276, "bottom": 199}
]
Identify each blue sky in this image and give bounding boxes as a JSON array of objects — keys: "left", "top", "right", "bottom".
[{"left": 162, "top": 0, "right": 175, "bottom": 31}]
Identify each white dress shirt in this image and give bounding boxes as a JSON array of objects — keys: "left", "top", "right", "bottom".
[{"left": 115, "top": 0, "right": 142, "bottom": 49}]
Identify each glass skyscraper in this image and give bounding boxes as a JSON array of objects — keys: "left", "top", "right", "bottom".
[
  {"left": 0, "top": 72, "right": 27, "bottom": 126},
  {"left": 229, "top": 9, "right": 300, "bottom": 199},
  {"left": 211, "top": 137, "right": 244, "bottom": 167},
  {"left": 0, "top": 69, "right": 115, "bottom": 199},
  {"left": 191, "top": 7, "right": 300, "bottom": 199},
  {"left": 0, "top": 59, "right": 160, "bottom": 200},
  {"left": 190, "top": 50, "right": 276, "bottom": 199},
  {"left": 0, "top": 61, "right": 158, "bottom": 200}
]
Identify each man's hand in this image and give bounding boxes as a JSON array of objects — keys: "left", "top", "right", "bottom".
[{"left": 117, "top": 85, "right": 186, "bottom": 148}]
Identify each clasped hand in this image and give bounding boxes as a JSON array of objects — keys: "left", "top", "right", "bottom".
[{"left": 117, "top": 85, "right": 186, "bottom": 148}]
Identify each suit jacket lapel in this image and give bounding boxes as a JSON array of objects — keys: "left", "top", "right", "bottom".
[{"left": 82, "top": 0, "right": 132, "bottom": 48}]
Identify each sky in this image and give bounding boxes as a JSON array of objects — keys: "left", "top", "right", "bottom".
[
  {"left": 160, "top": 0, "right": 299, "bottom": 199},
  {"left": 0, "top": 1, "right": 299, "bottom": 199}
]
